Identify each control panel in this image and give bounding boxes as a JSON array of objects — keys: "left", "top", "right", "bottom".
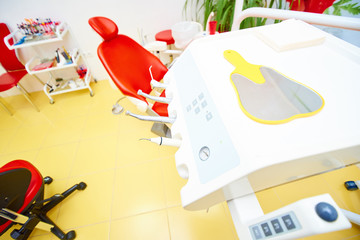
[
  {"left": 235, "top": 194, "right": 351, "bottom": 240},
  {"left": 250, "top": 211, "right": 301, "bottom": 239},
  {"left": 171, "top": 50, "right": 240, "bottom": 183}
]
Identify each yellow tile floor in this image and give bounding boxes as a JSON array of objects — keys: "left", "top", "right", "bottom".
[{"left": 0, "top": 80, "right": 359, "bottom": 240}]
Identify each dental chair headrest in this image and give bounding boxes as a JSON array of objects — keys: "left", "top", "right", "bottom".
[{"left": 88, "top": 16, "right": 118, "bottom": 41}]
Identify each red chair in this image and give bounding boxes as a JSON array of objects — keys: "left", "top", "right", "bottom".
[
  {"left": 88, "top": 16, "right": 169, "bottom": 117},
  {"left": 155, "top": 29, "right": 175, "bottom": 47},
  {"left": 0, "top": 160, "right": 87, "bottom": 240},
  {"left": 0, "top": 23, "right": 40, "bottom": 115}
]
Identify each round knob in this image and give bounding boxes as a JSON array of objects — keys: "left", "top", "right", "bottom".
[
  {"left": 315, "top": 202, "right": 338, "bottom": 222},
  {"left": 199, "top": 146, "right": 210, "bottom": 161}
]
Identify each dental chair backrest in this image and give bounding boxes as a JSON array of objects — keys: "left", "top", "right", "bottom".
[{"left": 88, "top": 16, "right": 169, "bottom": 116}]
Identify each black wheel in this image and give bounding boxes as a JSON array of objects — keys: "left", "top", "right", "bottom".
[
  {"left": 94, "top": 78, "right": 98, "bottom": 83},
  {"left": 44, "top": 176, "right": 53, "bottom": 184},
  {"left": 50, "top": 99, "right": 54, "bottom": 104},
  {"left": 10, "top": 229, "right": 21, "bottom": 239},
  {"left": 66, "top": 230, "right": 76, "bottom": 240},
  {"left": 90, "top": 92, "right": 94, "bottom": 97},
  {"left": 78, "top": 182, "right": 87, "bottom": 190}
]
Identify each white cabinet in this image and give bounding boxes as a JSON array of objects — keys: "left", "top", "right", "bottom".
[{"left": 4, "top": 22, "right": 94, "bottom": 104}]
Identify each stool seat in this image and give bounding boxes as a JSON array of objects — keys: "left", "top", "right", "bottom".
[{"left": 155, "top": 30, "right": 174, "bottom": 45}]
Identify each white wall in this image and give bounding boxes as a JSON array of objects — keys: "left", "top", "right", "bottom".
[
  {"left": 0, "top": 0, "right": 187, "bottom": 95},
  {"left": 1, "top": 0, "right": 359, "bottom": 96}
]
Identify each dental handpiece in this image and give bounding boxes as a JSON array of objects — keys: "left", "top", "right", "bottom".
[
  {"left": 126, "top": 111, "right": 176, "bottom": 124},
  {"left": 137, "top": 89, "right": 172, "bottom": 104},
  {"left": 140, "top": 137, "right": 181, "bottom": 147},
  {"left": 150, "top": 79, "right": 168, "bottom": 89}
]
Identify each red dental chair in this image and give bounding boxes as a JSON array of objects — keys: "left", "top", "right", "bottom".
[
  {"left": 0, "top": 23, "right": 40, "bottom": 115},
  {"left": 0, "top": 160, "right": 86, "bottom": 240},
  {"left": 88, "top": 16, "right": 169, "bottom": 117}
]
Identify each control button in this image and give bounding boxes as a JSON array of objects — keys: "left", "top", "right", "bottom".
[
  {"left": 251, "top": 226, "right": 263, "bottom": 240},
  {"left": 201, "top": 100, "right": 207, "bottom": 108},
  {"left": 206, "top": 112, "right": 213, "bottom": 121},
  {"left": 186, "top": 105, "right": 191, "bottom": 112},
  {"left": 195, "top": 107, "right": 200, "bottom": 114},
  {"left": 192, "top": 99, "right": 198, "bottom": 106},
  {"left": 261, "top": 223, "right": 272, "bottom": 237},
  {"left": 198, "top": 92, "right": 204, "bottom": 100},
  {"left": 315, "top": 202, "right": 338, "bottom": 222},
  {"left": 271, "top": 219, "right": 283, "bottom": 233},
  {"left": 282, "top": 215, "right": 296, "bottom": 230}
]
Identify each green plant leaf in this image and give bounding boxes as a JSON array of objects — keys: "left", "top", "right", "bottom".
[
  {"left": 341, "top": 3, "right": 360, "bottom": 15},
  {"left": 330, "top": 0, "right": 360, "bottom": 16},
  {"left": 333, "top": 0, "right": 352, "bottom": 7},
  {"left": 219, "top": 4, "right": 234, "bottom": 32},
  {"left": 203, "top": 0, "right": 215, "bottom": 29}
]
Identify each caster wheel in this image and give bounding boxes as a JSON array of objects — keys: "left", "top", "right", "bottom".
[
  {"left": 10, "top": 229, "right": 21, "bottom": 239},
  {"left": 44, "top": 176, "right": 53, "bottom": 184},
  {"left": 94, "top": 78, "right": 98, "bottom": 83},
  {"left": 66, "top": 230, "right": 76, "bottom": 240},
  {"left": 78, "top": 182, "right": 87, "bottom": 190},
  {"left": 50, "top": 100, "right": 54, "bottom": 104},
  {"left": 90, "top": 92, "right": 94, "bottom": 97}
]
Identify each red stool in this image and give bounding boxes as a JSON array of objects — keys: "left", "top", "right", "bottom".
[{"left": 155, "top": 30, "right": 174, "bottom": 47}]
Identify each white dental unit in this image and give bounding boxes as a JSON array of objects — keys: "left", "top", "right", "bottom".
[
  {"left": 127, "top": 8, "right": 360, "bottom": 239},
  {"left": 149, "top": 10, "right": 360, "bottom": 239}
]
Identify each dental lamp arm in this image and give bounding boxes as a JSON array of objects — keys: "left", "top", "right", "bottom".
[
  {"left": 231, "top": 7, "right": 360, "bottom": 31},
  {"left": 125, "top": 110, "right": 175, "bottom": 123},
  {"left": 137, "top": 89, "right": 172, "bottom": 104}
]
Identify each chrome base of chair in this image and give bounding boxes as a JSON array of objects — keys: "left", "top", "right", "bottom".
[
  {"left": 0, "top": 84, "right": 40, "bottom": 116},
  {"left": 16, "top": 83, "right": 40, "bottom": 112},
  {"left": 0, "top": 97, "right": 13, "bottom": 115}
]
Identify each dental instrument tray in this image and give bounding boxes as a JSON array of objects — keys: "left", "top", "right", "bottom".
[
  {"left": 4, "top": 21, "right": 68, "bottom": 50},
  {"left": 164, "top": 19, "right": 360, "bottom": 211}
]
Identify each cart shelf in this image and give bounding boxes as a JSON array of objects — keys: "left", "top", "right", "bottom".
[
  {"left": 44, "top": 70, "right": 93, "bottom": 104},
  {"left": 25, "top": 51, "right": 80, "bottom": 75},
  {"left": 4, "top": 21, "right": 94, "bottom": 103},
  {"left": 4, "top": 22, "right": 68, "bottom": 50}
]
